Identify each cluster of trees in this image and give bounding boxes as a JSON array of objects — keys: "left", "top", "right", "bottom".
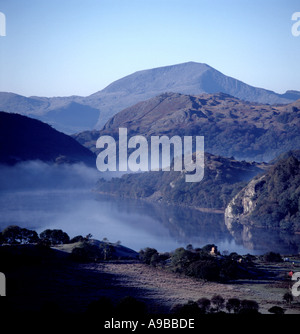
[
  {"left": 85, "top": 294, "right": 286, "bottom": 316},
  {"left": 0, "top": 225, "right": 71, "bottom": 246},
  {"left": 0, "top": 225, "right": 120, "bottom": 265},
  {"left": 139, "top": 244, "right": 259, "bottom": 282},
  {"left": 70, "top": 240, "right": 116, "bottom": 262},
  {"left": 173, "top": 295, "right": 261, "bottom": 315},
  {"left": 174, "top": 295, "right": 286, "bottom": 315},
  {"left": 85, "top": 294, "right": 261, "bottom": 316}
]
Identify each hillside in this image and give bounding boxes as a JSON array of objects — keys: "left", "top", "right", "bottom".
[
  {"left": 2, "top": 241, "right": 299, "bottom": 315},
  {"left": 96, "top": 152, "right": 264, "bottom": 210},
  {"left": 86, "top": 62, "right": 300, "bottom": 128},
  {"left": 74, "top": 92, "right": 300, "bottom": 162},
  {"left": 1, "top": 62, "right": 300, "bottom": 132},
  {"left": 225, "top": 154, "right": 300, "bottom": 234},
  {"left": 0, "top": 111, "right": 96, "bottom": 166}
]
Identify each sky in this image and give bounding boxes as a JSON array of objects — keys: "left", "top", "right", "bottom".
[{"left": 0, "top": 0, "right": 299, "bottom": 97}]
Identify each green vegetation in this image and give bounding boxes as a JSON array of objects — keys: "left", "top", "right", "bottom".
[
  {"left": 0, "top": 225, "right": 137, "bottom": 263},
  {"left": 39, "top": 229, "right": 70, "bottom": 245},
  {"left": 139, "top": 244, "right": 261, "bottom": 282},
  {"left": 77, "top": 91, "right": 300, "bottom": 162},
  {"left": 1, "top": 225, "right": 39, "bottom": 244},
  {"left": 268, "top": 306, "right": 285, "bottom": 314},
  {"left": 249, "top": 156, "right": 300, "bottom": 232},
  {"left": 172, "top": 295, "right": 260, "bottom": 315},
  {"left": 0, "top": 225, "right": 296, "bottom": 315},
  {"left": 96, "top": 153, "right": 261, "bottom": 209},
  {"left": 85, "top": 293, "right": 274, "bottom": 315},
  {"left": 262, "top": 252, "right": 283, "bottom": 263},
  {"left": 0, "top": 226, "right": 71, "bottom": 246},
  {"left": 70, "top": 240, "right": 116, "bottom": 262},
  {"left": 226, "top": 153, "right": 300, "bottom": 234}
]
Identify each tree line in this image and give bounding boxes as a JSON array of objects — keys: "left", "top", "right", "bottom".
[{"left": 0, "top": 225, "right": 72, "bottom": 246}]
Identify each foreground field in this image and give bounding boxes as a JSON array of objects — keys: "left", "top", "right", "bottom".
[
  {"left": 2, "top": 243, "right": 300, "bottom": 315},
  {"left": 84, "top": 260, "right": 300, "bottom": 315}
]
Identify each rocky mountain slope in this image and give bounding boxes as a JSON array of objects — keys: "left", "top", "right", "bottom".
[
  {"left": 0, "top": 111, "right": 96, "bottom": 166},
  {"left": 1, "top": 62, "right": 299, "bottom": 133},
  {"left": 96, "top": 152, "right": 264, "bottom": 210},
  {"left": 225, "top": 154, "right": 300, "bottom": 234},
  {"left": 74, "top": 92, "right": 300, "bottom": 162}
]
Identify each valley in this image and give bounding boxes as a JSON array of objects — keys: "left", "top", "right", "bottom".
[{"left": 1, "top": 61, "right": 300, "bottom": 317}]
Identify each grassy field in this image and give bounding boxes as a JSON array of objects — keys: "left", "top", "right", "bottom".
[{"left": 1, "top": 242, "right": 300, "bottom": 315}]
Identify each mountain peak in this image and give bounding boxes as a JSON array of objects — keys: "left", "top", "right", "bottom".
[
  {"left": 98, "top": 61, "right": 211, "bottom": 95},
  {"left": 86, "top": 61, "right": 298, "bottom": 128},
  {"left": 1, "top": 62, "right": 299, "bottom": 133}
]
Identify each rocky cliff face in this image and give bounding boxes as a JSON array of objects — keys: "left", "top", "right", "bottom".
[
  {"left": 224, "top": 168, "right": 300, "bottom": 253},
  {"left": 224, "top": 175, "right": 266, "bottom": 231},
  {"left": 225, "top": 154, "right": 300, "bottom": 236}
]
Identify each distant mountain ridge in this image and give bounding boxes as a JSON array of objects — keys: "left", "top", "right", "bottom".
[
  {"left": 74, "top": 92, "right": 300, "bottom": 162},
  {"left": 0, "top": 62, "right": 299, "bottom": 133}
]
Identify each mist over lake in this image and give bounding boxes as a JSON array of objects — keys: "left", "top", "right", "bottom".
[{"left": 1, "top": 161, "right": 299, "bottom": 255}]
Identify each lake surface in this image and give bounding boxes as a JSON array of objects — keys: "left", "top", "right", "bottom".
[{"left": 1, "top": 188, "right": 299, "bottom": 255}]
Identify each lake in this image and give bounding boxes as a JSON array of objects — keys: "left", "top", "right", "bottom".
[{"left": 1, "top": 188, "right": 299, "bottom": 255}]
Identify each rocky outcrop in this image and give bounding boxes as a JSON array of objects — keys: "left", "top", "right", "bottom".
[
  {"left": 224, "top": 175, "right": 266, "bottom": 231},
  {"left": 225, "top": 154, "right": 300, "bottom": 245}
]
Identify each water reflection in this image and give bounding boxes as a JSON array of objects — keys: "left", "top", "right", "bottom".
[
  {"left": 100, "top": 195, "right": 300, "bottom": 255},
  {"left": 0, "top": 189, "right": 299, "bottom": 255},
  {"left": 226, "top": 223, "right": 300, "bottom": 255},
  {"left": 94, "top": 194, "right": 245, "bottom": 253}
]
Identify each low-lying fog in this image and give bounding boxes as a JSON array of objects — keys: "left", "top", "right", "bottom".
[
  {"left": 0, "top": 161, "right": 298, "bottom": 254},
  {"left": 0, "top": 161, "right": 100, "bottom": 191},
  {"left": 0, "top": 162, "right": 174, "bottom": 250}
]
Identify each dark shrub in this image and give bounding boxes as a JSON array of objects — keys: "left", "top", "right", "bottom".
[
  {"left": 69, "top": 235, "right": 85, "bottom": 243},
  {"left": 186, "top": 260, "right": 220, "bottom": 281},
  {"left": 268, "top": 306, "right": 285, "bottom": 314},
  {"left": 70, "top": 246, "right": 90, "bottom": 262},
  {"left": 2, "top": 225, "right": 39, "bottom": 244},
  {"left": 239, "top": 299, "right": 259, "bottom": 314},
  {"left": 39, "top": 229, "right": 70, "bottom": 245},
  {"left": 226, "top": 298, "right": 241, "bottom": 313},
  {"left": 139, "top": 248, "right": 158, "bottom": 265},
  {"left": 220, "top": 258, "right": 239, "bottom": 280},
  {"left": 211, "top": 295, "right": 225, "bottom": 312},
  {"left": 263, "top": 252, "right": 282, "bottom": 262},
  {"left": 171, "top": 247, "right": 198, "bottom": 271},
  {"left": 197, "top": 298, "right": 211, "bottom": 314}
]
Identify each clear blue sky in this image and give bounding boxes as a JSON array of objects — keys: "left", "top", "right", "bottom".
[{"left": 0, "top": 0, "right": 299, "bottom": 97}]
